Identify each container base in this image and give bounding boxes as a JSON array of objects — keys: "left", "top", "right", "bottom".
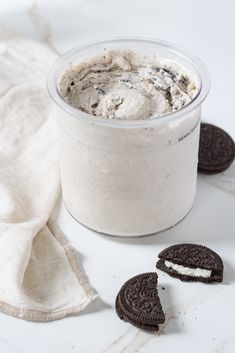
[{"left": 63, "top": 197, "right": 196, "bottom": 239}]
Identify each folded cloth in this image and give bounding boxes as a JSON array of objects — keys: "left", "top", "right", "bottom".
[{"left": 0, "top": 28, "right": 97, "bottom": 321}]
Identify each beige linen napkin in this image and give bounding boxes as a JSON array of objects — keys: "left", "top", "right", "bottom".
[{"left": 0, "top": 29, "right": 97, "bottom": 321}]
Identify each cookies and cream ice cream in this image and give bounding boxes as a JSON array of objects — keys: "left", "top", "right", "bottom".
[
  {"left": 50, "top": 41, "right": 209, "bottom": 237},
  {"left": 60, "top": 50, "right": 199, "bottom": 121}
]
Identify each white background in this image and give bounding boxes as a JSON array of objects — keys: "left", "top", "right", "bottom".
[{"left": 0, "top": 1, "right": 235, "bottom": 352}]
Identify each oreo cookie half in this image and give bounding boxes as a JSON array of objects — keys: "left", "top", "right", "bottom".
[
  {"left": 115, "top": 272, "right": 165, "bottom": 332},
  {"left": 156, "top": 244, "right": 223, "bottom": 283},
  {"left": 198, "top": 123, "right": 235, "bottom": 173}
]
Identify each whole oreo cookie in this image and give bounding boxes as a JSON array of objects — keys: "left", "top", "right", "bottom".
[
  {"left": 198, "top": 123, "right": 235, "bottom": 173},
  {"left": 115, "top": 272, "right": 165, "bottom": 332},
  {"left": 156, "top": 244, "right": 223, "bottom": 283}
]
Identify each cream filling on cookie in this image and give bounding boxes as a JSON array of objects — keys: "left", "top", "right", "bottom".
[{"left": 165, "top": 261, "right": 212, "bottom": 278}]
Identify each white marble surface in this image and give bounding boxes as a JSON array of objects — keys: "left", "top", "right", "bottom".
[{"left": 0, "top": 1, "right": 235, "bottom": 352}]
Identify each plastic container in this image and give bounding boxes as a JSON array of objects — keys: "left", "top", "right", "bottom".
[{"left": 47, "top": 37, "right": 210, "bottom": 237}]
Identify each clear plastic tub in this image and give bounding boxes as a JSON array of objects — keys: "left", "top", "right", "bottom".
[{"left": 47, "top": 37, "right": 210, "bottom": 237}]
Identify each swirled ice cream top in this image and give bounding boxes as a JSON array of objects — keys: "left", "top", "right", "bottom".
[{"left": 60, "top": 50, "right": 200, "bottom": 120}]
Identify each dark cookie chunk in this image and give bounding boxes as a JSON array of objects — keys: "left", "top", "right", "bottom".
[
  {"left": 156, "top": 244, "right": 223, "bottom": 283},
  {"left": 115, "top": 273, "right": 165, "bottom": 332},
  {"left": 198, "top": 123, "right": 235, "bottom": 173}
]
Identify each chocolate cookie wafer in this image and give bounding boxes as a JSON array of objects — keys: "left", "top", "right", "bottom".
[
  {"left": 198, "top": 123, "right": 235, "bottom": 173},
  {"left": 156, "top": 244, "right": 223, "bottom": 283},
  {"left": 115, "top": 272, "right": 165, "bottom": 332}
]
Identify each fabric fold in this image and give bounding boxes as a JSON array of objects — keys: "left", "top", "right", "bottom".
[{"left": 0, "top": 28, "right": 97, "bottom": 321}]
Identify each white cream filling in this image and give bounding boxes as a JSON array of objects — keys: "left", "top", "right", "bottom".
[{"left": 165, "top": 261, "right": 212, "bottom": 278}]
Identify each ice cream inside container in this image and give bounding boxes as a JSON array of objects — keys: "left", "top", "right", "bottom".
[{"left": 47, "top": 37, "right": 210, "bottom": 237}]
